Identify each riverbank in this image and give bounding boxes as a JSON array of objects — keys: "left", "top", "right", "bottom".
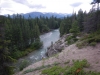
[
  {"left": 15, "top": 34, "right": 100, "bottom": 75},
  {"left": 12, "top": 29, "right": 59, "bottom": 59},
  {"left": 13, "top": 29, "right": 60, "bottom": 72}
]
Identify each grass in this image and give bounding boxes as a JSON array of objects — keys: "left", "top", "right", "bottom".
[
  {"left": 23, "top": 61, "right": 60, "bottom": 74},
  {"left": 23, "top": 59, "right": 100, "bottom": 75},
  {"left": 90, "top": 42, "right": 97, "bottom": 46},
  {"left": 41, "top": 59, "right": 100, "bottom": 75},
  {"left": 76, "top": 30, "right": 100, "bottom": 49},
  {"left": 42, "top": 66, "right": 65, "bottom": 75},
  {"left": 23, "top": 65, "right": 51, "bottom": 74},
  {"left": 76, "top": 40, "right": 88, "bottom": 49},
  {"left": 54, "top": 53, "right": 59, "bottom": 59}
]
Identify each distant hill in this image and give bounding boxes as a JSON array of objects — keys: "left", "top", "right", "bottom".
[{"left": 20, "top": 12, "right": 70, "bottom": 18}]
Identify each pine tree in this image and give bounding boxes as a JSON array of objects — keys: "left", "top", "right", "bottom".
[
  {"left": 34, "top": 24, "right": 40, "bottom": 40},
  {"left": 59, "top": 21, "right": 65, "bottom": 36},
  {"left": 69, "top": 20, "right": 79, "bottom": 36},
  {"left": 77, "top": 9, "right": 84, "bottom": 31},
  {"left": 0, "top": 15, "right": 14, "bottom": 75}
]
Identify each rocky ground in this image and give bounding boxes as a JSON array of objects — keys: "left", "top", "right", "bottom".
[
  {"left": 45, "top": 34, "right": 70, "bottom": 57},
  {"left": 15, "top": 34, "right": 100, "bottom": 75}
]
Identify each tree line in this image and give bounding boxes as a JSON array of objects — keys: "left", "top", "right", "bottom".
[
  {"left": 60, "top": 9, "right": 100, "bottom": 36},
  {"left": 4, "top": 14, "right": 61, "bottom": 59}
]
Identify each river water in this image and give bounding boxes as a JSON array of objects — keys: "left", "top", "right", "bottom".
[{"left": 15, "top": 29, "right": 60, "bottom": 70}]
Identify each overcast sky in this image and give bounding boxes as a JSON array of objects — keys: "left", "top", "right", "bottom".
[{"left": 0, "top": 0, "right": 93, "bottom": 15}]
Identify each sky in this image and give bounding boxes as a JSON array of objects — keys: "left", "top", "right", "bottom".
[{"left": 0, "top": 0, "right": 93, "bottom": 15}]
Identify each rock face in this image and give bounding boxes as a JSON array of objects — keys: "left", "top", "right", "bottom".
[{"left": 45, "top": 34, "right": 71, "bottom": 57}]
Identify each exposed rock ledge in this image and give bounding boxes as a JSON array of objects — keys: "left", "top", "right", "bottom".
[{"left": 45, "top": 34, "right": 71, "bottom": 57}]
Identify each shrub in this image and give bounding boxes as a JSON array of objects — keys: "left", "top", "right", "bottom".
[
  {"left": 90, "top": 42, "right": 97, "bottom": 46},
  {"left": 66, "top": 35, "right": 78, "bottom": 45},
  {"left": 41, "top": 59, "right": 91, "bottom": 75},
  {"left": 19, "top": 60, "right": 29, "bottom": 71},
  {"left": 30, "top": 41, "right": 43, "bottom": 49},
  {"left": 66, "top": 35, "right": 74, "bottom": 45},
  {"left": 76, "top": 40, "right": 88, "bottom": 49},
  {"left": 42, "top": 66, "right": 64, "bottom": 75},
  {"left": 12, "top": 50, "right": 23, "bottom": 59},
  {"left": 77, "top": 30, "right": 100, "bottom": 48},
  {"left": 64, "top": 59, "right": 88, "bottom": 75}
]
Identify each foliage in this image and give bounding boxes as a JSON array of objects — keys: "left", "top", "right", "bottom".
[
  {"left": 1, "top": 14, "right": 62, "bottom": 74},
  {"left": 77, "top": 9, "right": 84, "bottom": 31},
  {"left": 90, "top": 42, "right": 97, "bottom": 46},
  {"left": 65, "top": 35, "right": 78, "bottom": 45},
  {"left": 59, "top": 9, "right": 100, "bottom": 37},
  {"left": 69, "top": 20, "right": 80, "bottom": 36},
  {"left": 76, "top": 40, "right": 88, "bottom": 49},
  {"left": 0, "top": 16, "right": 14, "bottom": 75},
  {"left": 42, "top": 66, "right": 64, "bottom": 75},
  {"left": 64, "top": 59, "right": 88, "bottom": 75},
  {"left": 19, "top": 60, "right": 29, "bottom": 71},
  {"left": 30, "top": 39, "right": 43, "bottom": 49},
  {"left": 41, "top": 59, "right": 100, "bottom": 75},
  {"left": 23, "top": 65, "right": 51, "bottom": 74},
  {"left": 76, "top": 30, "right": 100, "bottom": 48},
  {"left": 59, "top": 17, "right": 72, "bottom": 36},
  {"left": 3, "top": 14, "right": 61, "bottom": 60},
  {"left": 1, "top": 3, "right": 100, "bottom": 74}
]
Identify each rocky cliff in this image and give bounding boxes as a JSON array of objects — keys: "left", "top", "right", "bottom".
[{"left": 45, "top": 34, "right": 71, "bottom": 57}]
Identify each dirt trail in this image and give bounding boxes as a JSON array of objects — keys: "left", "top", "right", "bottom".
[{"left": 15, "top": 43, "right": 100, "bottom": 75}]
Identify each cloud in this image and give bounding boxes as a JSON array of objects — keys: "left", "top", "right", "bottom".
[
  {"left": 28, "top": 5, "right": 46, "bottom": 9},
  {"left": 0, "top": 2, "right": 12, "bottom": 8},
  {"left": 70, "top": 2, "right": 83, "bottom": 7},
  {"left": 0, "top": 0, "right": 92, "bottom": 15},
  {"left": 5, "top": 9, "right": 15, "bottom": 12},
  {"left": 12, "top": 0, "right": 27, "bottom": 4},
  {"left": 12, "top": 0, "right": 46, "bottom": 9}
]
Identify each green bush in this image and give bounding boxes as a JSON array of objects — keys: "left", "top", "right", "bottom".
[
  {"left": 42, "top": 66, "right": 64, "bottom": 75},
  {"left": 41, "top": 59, "right": 97, "bottom": 75},
  {"left": 11, "top": 50, "right": 23, "bottom": 59},
  {"left": 76, "top": 40, "right": 88, "bottom": 49},
  {"left": 77, "top": 30, "right": 100, "bottom": 48},
  {"left": 66, "top": 35, "right": 78, "bottom": 45},
  {"left": 64, "top": 59, "right": 88, "bottom": 75},
  {"left": 90, "top": 42, "right": 97, "bottom": 46},
  {"left": 30, "top": 41, "right": 43, "bottom": 49},
  {"left": 19, "top": 60, "right": 29, "bottom": 71}
]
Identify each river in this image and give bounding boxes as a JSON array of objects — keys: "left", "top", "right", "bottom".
[{"left": 15, "top": 29, "right": 60, "bottom": 71}]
